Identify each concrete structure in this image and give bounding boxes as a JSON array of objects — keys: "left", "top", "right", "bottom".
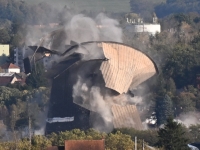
[
  {"left": 0, "top": 45, "right": 9, "bottom": 65},
  {"left": 0, "top": 63, "right": 20, "bottom": 73}
]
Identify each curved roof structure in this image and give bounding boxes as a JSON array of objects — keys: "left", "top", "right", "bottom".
[
  {"left": 63, "top": 41, "right": 158, "bottom": 94},
  {"left": 29, "top": 41, "right": 158, "bottom": 94},
  {"left": 99, "top": 42, "right": 157, "bottom": 94}
]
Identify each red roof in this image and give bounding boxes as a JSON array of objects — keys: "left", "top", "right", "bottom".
[
  {"left": 65, "top": 140, "right": 105, "bottom": 150},
  {"left": 0, "top": 77, "right": 13, "bottom": 86},
  {"left": 45, "top": 146, "right": 59, "bottom": 150},
  {"left": 0, "top": 63, "right": 20, "bottom": 69},
  {"left": 46, "top": 146, "right": 65, "bottom": 150}
]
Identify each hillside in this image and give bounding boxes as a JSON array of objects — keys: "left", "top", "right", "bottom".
[{"left": 22, "top": 0, "right": 131, "bottom": 13}]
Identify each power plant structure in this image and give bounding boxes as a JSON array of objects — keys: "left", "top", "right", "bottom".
[{"left": 24, "top": 30, "right": 158, "bottom": 134}]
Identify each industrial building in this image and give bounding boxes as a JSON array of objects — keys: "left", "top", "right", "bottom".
[
  {"left": 25, "top": 41, "right": 158, "bottom": 134},
  {"left": 23, "top": 18, "right": 159, "bottom": 133}
]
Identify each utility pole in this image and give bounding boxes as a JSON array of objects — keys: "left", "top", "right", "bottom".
[
  {"left": 135, "top": 136, "right": 137, "bottom": 150},
  {"left": 143, "top": 139, "right": 144, "bottom": 150},
  {"left": 27, "top": 100, "right": 31, "bottom": 150},
  {"left": 29, "top": 115, "right": 31, "bottom": 150}
]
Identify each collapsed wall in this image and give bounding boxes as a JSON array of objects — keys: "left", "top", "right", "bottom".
[{"left": 43, "top": 41, "right": 158, "bottom": 134}]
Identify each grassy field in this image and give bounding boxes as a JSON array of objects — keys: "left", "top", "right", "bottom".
[{"left": 22, "top": 0, "right": 130, "bottom": 13}]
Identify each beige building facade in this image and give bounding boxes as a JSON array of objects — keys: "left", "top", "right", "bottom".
[
  {"left": 0, "top": 45, "right": 9, "bottom": 56},
  {"left": 0, "top": 45, "right": 9, "bottom": 65}
]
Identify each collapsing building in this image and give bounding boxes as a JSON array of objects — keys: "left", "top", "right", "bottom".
[{"left": 25, "top": 40, "right": 158, "bottom": 134}]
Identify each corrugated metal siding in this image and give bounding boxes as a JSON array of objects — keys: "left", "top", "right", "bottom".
[
  {"left": 111, "top": 104, "right": 143, "bottom": 130},
  {"left": 100, "top": 43, "right": 156, "bottom": 94},
  {"left": 65, "top": 140, "right": 105, "bottom": 150}
]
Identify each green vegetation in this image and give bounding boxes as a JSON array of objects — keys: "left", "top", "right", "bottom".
[
  {"left": 156, "top": 94, "right": 174, "bottom": 126},
  {"left": 0, "top": 124, "right": 199, "bottom": 149},
  {"left": 24, "top": 0, "right": 130, "bottom": 13},
  {"left": 130, "top": 0, "right": 165, "bottom": 21},
  {"left": 0, "top": 129, "right": 154, "bottom": 150},
  {"left": 157, "top": 117, "right": 189, "bottom": 150},
  {"left": 26, "top": 62, "right": 49, "bottom": 89},
  {"left": 123, "top": 13, "right": 200, "bottom": 122},
  {"left": 0, "top": 86, "right": 50, "bottom": 134},
  {"left": 155, "top": 0, "right": 200, "bottom": 17}
]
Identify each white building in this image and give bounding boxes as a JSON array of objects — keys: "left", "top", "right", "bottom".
[
  {"left": 0, "top": 63, "right": 20, "bottom": 73},
  {"left": 133, "top": 24, "right": 161, "bottom": 35},
  {"left": 126, "top": 16, "right": 161, "bottom": 35}
]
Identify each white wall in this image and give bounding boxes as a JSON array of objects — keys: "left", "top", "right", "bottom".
[
  {"left": 11, "top": 77, "right": 18, "bottom": 84},
  {"left": 133, "top": 24, "right": 161, "bottom": 35},
  {"left": 8, "top": 68, "right": 20, "bottom": 73}
]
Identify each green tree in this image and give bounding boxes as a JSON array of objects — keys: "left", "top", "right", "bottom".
[
  {"left": 26, "top": 62, "right": 48, "bottom": 88},
  {"left": 105, "top": 131, "right": 134, "bottom": 150},
  {"left": 166, "top": 78, "right": 176, "bottom": 96},
  {"left": 189, "top": 124, "right": 200, "bottom": 143},
  {"left": 156, "top": 94, "right": 174, "bottom": 126},
  {"left": 157, "top": 117, "right": 189, "bottom": 150},
  {"left": 174, "top": 92, "right": 196, "bottom": 115},
  {"left": 0, "top": 28, "right": 10, "bottom": 44},
  {"left": 85, "top": 128, "right": 106, "bottom": 140},
  {"left": 117, "top": 128, "right": 158, "bottom": 146},
  {"left": 31, "top": 135, "right": 52, "bottom": 150}
]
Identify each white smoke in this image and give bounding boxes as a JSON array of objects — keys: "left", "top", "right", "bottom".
[
  {"left": 65, "top": 14, "right": 100, "bottom": 43},
  {"left": 25, "top": 12, "right": 123, "bottom": 69},
  {"left": 96, "top": 13, "right": 122, "bottom": 42},
  {"left": 73, "top": 76, "right": 113, "bottom": 132},
  {"left": 128, "top": 96, "right": 143, "bottom": 105},
  {"left": 63, "top": 13, "right": 122, "bottom": 43},
  {"left": 175, "top": 112, "right": 200, "bottom": 127},
  {"left": 72, "top": 76, "right": 143, "bottom": 132},
  {"left": 24, "top": 6, "right": 125, "bottom": 133}
]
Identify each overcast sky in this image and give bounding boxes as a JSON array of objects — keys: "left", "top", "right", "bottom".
[{"left": 22, "top": 0, "right": 130, "bottom": 13}]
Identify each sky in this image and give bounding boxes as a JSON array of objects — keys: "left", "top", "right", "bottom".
[{"left": 23, "top": 0, "right": 130, "bottom": 13}]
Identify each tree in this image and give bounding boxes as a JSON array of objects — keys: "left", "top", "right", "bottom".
[
  {"left": 105, "top": 131, "right": 134, "bottom": 150},
  {"left": 166, "top": 78, "right": 176, "bottom": 96},
  {"left": 157, "top": 117, "right": 189, "bottom": 150},
  {"left": 174, "top": 92, "right": 196, "bottom": 115},
  {"left": 26, "top": 62, "right": 48, "bottom": 89},
  {"left": 117, "top": 128, "right": 159, "bottom": 147},
  {"left": 189, "top": 124, "right": 200, "bottom": 143},
  {"left": 129, "top": 0, "right": 164, "bottom": 21},
  {"left": 0, "top": 29, "right": 10, "bottom": 44},
  {"left": 156, "top": 94, "right": 174, "bottom": 126},
  {"left": 31, "top": 135, "right": 52, "bottom": 150}
]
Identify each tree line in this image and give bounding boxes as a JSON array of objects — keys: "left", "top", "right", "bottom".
[
  {"left": 0, "top": 118, "right": 198, "bottom": 150},
  {"left": 130, "top": 0, "right": 200, "bottom": 20}
]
